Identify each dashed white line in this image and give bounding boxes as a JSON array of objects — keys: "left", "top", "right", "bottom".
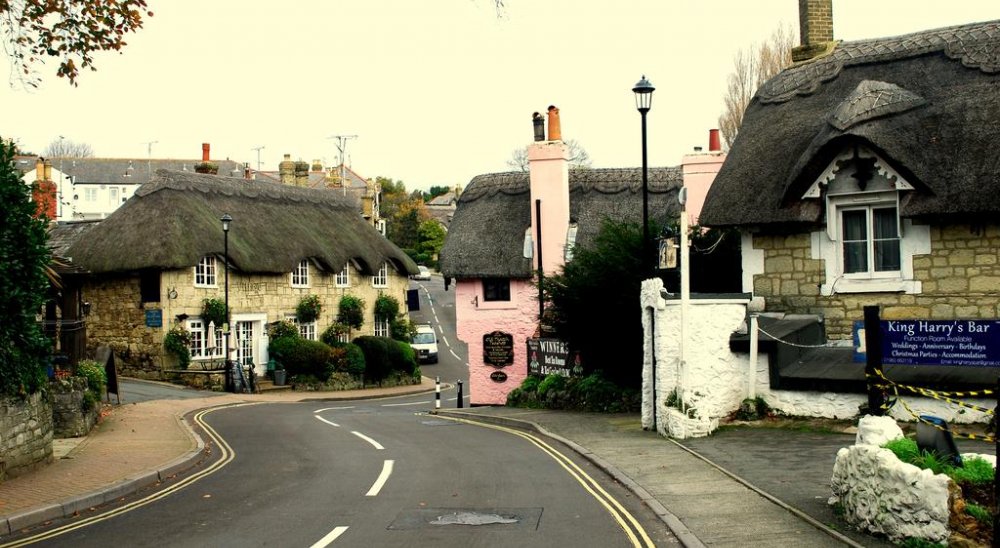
[
  {"left": 315, "top": 416, "right": 340, "bottom": 428},
  {"left": 351, "top": 431, "right": 385, "bottom": 450},
  {"left": 441, "top": 334, "right": 449, "bottom": 347},
  {"left": 314, "top": 406, "right": 354, "bottom": 412},
  {"left": 309, "top": 526, "right": 349, "bottom": 548},
  {"left": 382, "top": 400, "right": 431, "bottom": 407},
  {"left": 366, "top": 460, "right": 394, "bottom": 496},
  {"left": 449, "top": 349, "right": 461, "bottom": 360}
]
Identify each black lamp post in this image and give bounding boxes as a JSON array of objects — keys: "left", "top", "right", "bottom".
[
  {"left": 221, "top": 213, "right": 233, "bottom": 392},
  {"left": 633, "top": 75, "right": 655, "bottom": 274}
]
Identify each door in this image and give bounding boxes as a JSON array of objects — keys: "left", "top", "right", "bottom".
[{"left": 235, "top": 321, "right": 255, "bottom": 367}]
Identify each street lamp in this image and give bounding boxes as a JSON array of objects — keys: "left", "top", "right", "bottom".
[
  {"left": 221, "top": 213, "right": 233, "bottom": 392},
  {"left": 633, "top": 75, "right": 655, "bottom": 274}
]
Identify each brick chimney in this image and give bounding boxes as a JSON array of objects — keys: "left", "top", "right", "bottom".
[
  {"left": 32, "top": 158, "right": 57, "bottom": 220},
  {"left": 528, "top": 106, "right": 570, "bottom": 276},
  {"left": 202, "top": 143, "right": 211, "bottom": 162},
  {"left": 681, "top": 130, "right": 727, "bottom": 225},
  {"left": 294, "top": 160, "right": 310, "bottom": 187},
  {"left": 279, "top": 154, "right": 295, "bottom": 185},
  {"left": 792, "top": 0, "right": 834, "bottom": 62}
]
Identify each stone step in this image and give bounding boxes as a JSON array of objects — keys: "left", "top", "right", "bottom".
[{"left": 256, "top": 380, "right": 293, "bottom": 393}]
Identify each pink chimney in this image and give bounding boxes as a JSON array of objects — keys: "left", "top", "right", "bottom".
[
  {"left": 681, "top": 129, "right": 727, "bottom": 225},
  {"left": 528, "top": 106, "right": 570, "bottom": 276}
]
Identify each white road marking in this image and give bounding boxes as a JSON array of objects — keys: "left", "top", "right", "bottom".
[
  {"left": 441, "top": 335, "right": 449, "bottom": 347},
  {"left": 366, "top": 460, "right": 395, "bottom": 496},
  {"left": 309, "top": 526, "right": 349, "bottom": 548},
  {"left": 351, "top": 431, "right": 385, "bottom": 450},
  {"left": 382, "top": 400, "right": 431, "bottom": 407},
  {"left": 449, "top": 349, "right": 461, "bottom": 360},
  {"left": 315, "top": 416, "right": 340, "bottom": 428},
  {"left": 314, "top": 406, "right": 354, "bottom": 413}
]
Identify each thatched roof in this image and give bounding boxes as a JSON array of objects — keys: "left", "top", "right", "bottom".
[
  {"left": 700, "top": 20, "right": 1000, "bottom": 228},
  {"left": 440, "top": 167, "right": 682, "bottom": 279},
  {"left": 64, "top": 169, "right": 418, "bottom": 276},
  {"left": 48, "top": 158, "right": 245, "bottom": 185}
]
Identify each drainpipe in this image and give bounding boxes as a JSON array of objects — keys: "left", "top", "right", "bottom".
[{"left": 536, "top": 199, "right": 544, "bottom": 322}]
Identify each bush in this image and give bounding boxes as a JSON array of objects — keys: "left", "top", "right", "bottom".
[
  {"left": 387, "top": 340, "right": 418, "bottom": 376},
  {"left": 353, "top": 336, "right": 391, "bottom": 382},
  {"left": 374, "top": 294, "right": 400, "bottom": 319},
  {"left": 268, "top": 337, "right": 336, "bottom": 380},
  {"left": 328, "top": 341, "right": 366, "bottom": 376},
  {"left": 338, "top": 295, "right": 365, "bottom": 331},
  {"left": 536, "top": 374, "right": 567, "bottom": 399},
  {"left": 267, "top": 319, "right": 300, "bottom": 342},
  {"left": 201, "top": 298, "right": 227, "bottom": 328},
  {"left": 164, "top": 324, "right": 192, "bottom": 369},
  {"left": 296, "top": 295, "right": 322, "bottom": 323},
  {"left": 320, "top": 323, "right": 349, "bottom": 346},
  {"left": 883, "top": 436, "right": 995, "bottom": 484},
  {"left": 390, "top": 318, "right": 415, "bottom": 342},
  {"left": 506, "top": 373, "right": 640, "bottom": 413},
  {"left": 75, "top": 359, "right": 107, "bottom": 393}
]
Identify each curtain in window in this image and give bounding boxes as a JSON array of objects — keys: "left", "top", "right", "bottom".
[
  {"left": 842, "top": 210, "right": 867, "bottom": 274},
  {"left": 873, "top": 207, "right": 901, "bottom": 272}
]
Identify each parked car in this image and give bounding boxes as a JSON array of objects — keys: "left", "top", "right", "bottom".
[
  {"left": 411, "top": 265, "right": 432, "bottom": 281},
  {"left": 411, "top": 324, "right": 438, "bottom": 364}
]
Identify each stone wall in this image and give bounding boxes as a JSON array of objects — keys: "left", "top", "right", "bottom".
[
  {"left": 0, "top": 392, "right": 53, "bottom": 481},
  {"left": 83, "top": 263, "right": 412, "bottom": 378},
  {"left": 751, "top": 223, "right": 1000, "bottom": 340},
  {"left": 50, "top": 377, "right": 100, "bottom": 438}
]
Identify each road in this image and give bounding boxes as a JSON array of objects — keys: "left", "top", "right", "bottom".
[
  {"left": 15, "top": 395, "right": 674, "bottom": 547},
  {"left": 408, "top": 274, "right": 470, "bottom": 405}
]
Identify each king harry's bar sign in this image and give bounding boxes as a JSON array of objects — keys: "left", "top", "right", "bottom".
[{"left": 853, "top": 319, "right": 1000, "bottom": 367}]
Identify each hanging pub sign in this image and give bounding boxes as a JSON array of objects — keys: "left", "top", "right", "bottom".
[
  {"left": 490, "top": 370, "right": 508, "bottom": 383},
  {"left": 527, "top": 338, "right": 581, "bottom": 377},
  {"left": 853, "top": 319, "right": 1000, "bottom": 367},
  {"left": 483, "top": 331, "right": 514, "bottom": 368}
]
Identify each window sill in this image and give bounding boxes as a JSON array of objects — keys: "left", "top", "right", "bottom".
[
  {"left": 194, "top": 284, "right": 218, "bottom": 289},
  {"left": 478, "top": 299, "right": 518, "bottom": 310},
  {"left": 821, "top": 278, "right": 921, "bottom": 296}
]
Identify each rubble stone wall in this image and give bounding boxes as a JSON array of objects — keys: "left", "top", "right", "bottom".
[{"left": 0, "top": 392, "right": 53, "bottom": 481}]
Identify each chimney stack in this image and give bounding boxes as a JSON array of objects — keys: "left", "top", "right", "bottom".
[
  {"left": 294, "top": 160, "right": 309, "bottom": 187},
  {"left": 708, "top": 129, "right": 721, "bottom": 152},
  {"left": 35, "top": 157, "right": 44, "bottom": 181},
  {"left": 43, "top": 158, "right": 52, "bottom": 181},
  {"left": 792, "top": 0, "right": 834, "bottom": 62},
  {"left": 202, "top": 143, "right": 211, "bottom": 162},
  {"left": 279, "top": 154, "right": 295, "bottom": 185},
  {"left": 528, "top": 105, "right": 570, "bottom": 275}
]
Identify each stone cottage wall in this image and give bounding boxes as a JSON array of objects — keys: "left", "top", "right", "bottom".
[
  {"left": 751, "top": 223, "right": 1000, "bottom": 340},
  {"left": 0, "top": 392, "right": 53, "bottom": 481},
  {"left": 50, "top": 377, "right": 100, "bottom": 438},
  {"left": 83, "top": 264, "right": 412, "bottom": 378}
]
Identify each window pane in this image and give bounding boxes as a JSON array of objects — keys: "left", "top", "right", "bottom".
[
  {"left": 842, "top": 210, "right": 867, "bottom": 241},
  {"left": 843, "top": 241, "right": 868, "bottom": 273},
  {"left": 873, "top": 208, "right": 898, "bottom": 239},
  {"left": 875, "top": 240, "right": 901, "bottom": 271},
  {"left": 873, "top": 207, "right": 900, "bottom": 271}
]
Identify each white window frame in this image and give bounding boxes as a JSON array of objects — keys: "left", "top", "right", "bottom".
[
  {"left": 291, "top": 259, "right": 310, "bottom": 288},
  {"left": 84, "top": 188, "right": 97, "bottom": 202},
  {"left": 194, "top": 256, "right": 218, "bottom": 287},
  {"left": 286, "top": 315, "right": 317, "bottom": 341},
  {"left": 186, "top": 318, "right": 223, "bottom": 360},
  {"left": 839, "top": 204, "right": 900, "bottom": 280},
  {"left": 374, "top": 315, "right": 390, "bottom": 337},
  {"left": 335, "top": 264, "right": 350, "bottom": 288},
  {"left": 371, "top": 262, "right": 388, "bottom": 288}
]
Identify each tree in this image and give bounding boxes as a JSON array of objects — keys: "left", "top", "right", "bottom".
[
  {"left": 378, "top": 176, "right": 431, "bottom": 251},
  {"left": 717, "top": 25, "right": 795, "bottom": 149},
  {"left": 1, "top": 1, "right": 153, "bottom": 88},
  {"left": 43, "top": 137, "right": 93, "bottom": 158},
  {"left": 423, "top": 185, "right": 451, "bottom": 202},
  {"left": 506, "top": 139, "right": 592, "bottom": 171},
  {"left": 416, "top": 220, "right": 446, "bottom": 266},
  {"left": 0, "top": 137, "right": 50, "bottom": 397}
]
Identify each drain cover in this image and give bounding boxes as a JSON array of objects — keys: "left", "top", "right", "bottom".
[{"left": 430, "top": 511, "right": 519, "bottom": 526}]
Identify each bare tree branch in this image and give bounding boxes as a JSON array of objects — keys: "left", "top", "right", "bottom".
[
  {"left": 506, "top": 139, "right": 592, "bottom": 171},
  {"left": 43, "top": 137, "right": 93, "bottom": 158}
]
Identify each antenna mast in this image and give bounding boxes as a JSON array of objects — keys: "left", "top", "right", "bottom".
[
  {"left": 328, "top": 135, "right": 357, "bottom": 196},
  {"left": 141, "top": 140, "right": 158, "bottom": 178},
  {"left": 251, "top": 145, "right": 265, "bottom": 172}
]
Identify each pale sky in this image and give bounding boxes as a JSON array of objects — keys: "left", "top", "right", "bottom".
[{"left": 3, "top": 1, "right": 998, "bottom": 192}]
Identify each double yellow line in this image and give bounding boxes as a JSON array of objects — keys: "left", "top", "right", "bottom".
[
  {"left": 1, "top": 404, "right": 245, "bottom": 547},
  {"left": 440, "top": 415, "right": 656, "bottom": 548}
]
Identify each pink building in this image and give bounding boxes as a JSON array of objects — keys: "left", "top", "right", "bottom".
[{"left": 441, "top": 109, "right": 725, "bottom": 405}]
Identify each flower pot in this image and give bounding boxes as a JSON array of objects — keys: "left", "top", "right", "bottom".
[{"left": 273, "top": 369, "right": 287, "bottom": 386}]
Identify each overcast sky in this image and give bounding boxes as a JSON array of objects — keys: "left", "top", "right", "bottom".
[{"left": 3, "top": 1, "right": 997, "bottom": 192}]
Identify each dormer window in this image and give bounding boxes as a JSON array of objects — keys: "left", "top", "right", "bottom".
[
  {"left": 842, "top": 206, "right": 900, "bottom": 276},
  {"left": 291, "top": 259, "right": 310, "bottom": 287},
  {"left": 371, "top": 262, "right": 388, "bottom": 288},
  {"left": 194, "top": 256, "right": 217, "bottom": 287}
]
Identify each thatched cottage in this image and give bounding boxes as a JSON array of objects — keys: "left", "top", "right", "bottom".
[
  {"left": 440, "top": 108, "right": 688, "bottom": 404},
  {"left": 56, "top": 169, "right": 417, "bottom": 379},
  {"left": 699, "top": 7, "right": 1000, "bottom": 387}
]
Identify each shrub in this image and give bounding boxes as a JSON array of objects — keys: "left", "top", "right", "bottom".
[
  {"left": 387, "top": 339, "right": 418, "bottom": 375},
  {"left": 296, "top": 295, "right": 322, "bottom": 323},
  {"left": 164, "top": 324, "right": 192, "bottom": 369},
  {"left": 201, "top": 298, "right": 227, "bottom": 328},
  {"left": 338, "top": 295, "right": 365, "bottom": 331},
  {"left": 569, "top": 372, "right": 628, "bottom": 412},
  {"left": 320, "top": 323, "right": 349, "bottom": 346},
  {"left": 267, "top": 319, "right": 300, "bottom": 342},
  {"left": 268, "top": 337, "right": 336, "bottom": 380},
  {"left": 75, "top": 359, "right": 107, "bottom": 393},
  {"left": 390, "top": 318, "right": 415, "bottom": 342},
  {"left": 883, "top": 436, "right": 995, "bottom": 483},
  {"left": 520, "top": 375, "right": 542, "bottom": 394},
  {"left": 374, "top": 294, "right": 400, "bottom": 319},
  {"left": 506, "top": 373, "right": 639, "bottom": 413},
  {"left": 536, "top": 374, "right": 567, "bottom": 399},
  {"left": 328, "top": 341, "right": 366, "bottom": 376},
  {"left": 353, "top": 336, "right": 391, "bottom": 382}
]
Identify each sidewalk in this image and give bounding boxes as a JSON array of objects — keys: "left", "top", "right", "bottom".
[{"left": 3, "top": 378, "right": 877, "bottom": 547}]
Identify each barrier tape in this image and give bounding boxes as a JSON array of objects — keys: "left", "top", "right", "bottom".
[
  {"left": 866, "top": 369, "right": 995, "bottom": 415},
  {"left": 895, "top": 394, "right": 996, "bottom": 443}
]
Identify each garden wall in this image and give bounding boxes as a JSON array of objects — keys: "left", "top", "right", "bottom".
[{"left": 0, "top": 392, "right": 53, "bottom": 481}]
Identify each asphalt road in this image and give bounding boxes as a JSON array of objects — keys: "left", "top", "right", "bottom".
[
  {"left": 409, "top": 275, "right": 470, "bottom": 404},
  {"left": 25, "top": 396, "right": 675, "bottom": 547}
]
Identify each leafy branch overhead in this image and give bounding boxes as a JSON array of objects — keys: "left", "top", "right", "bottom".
[{"left": 2, "top": 0, "right": 154, "bottom": 88}]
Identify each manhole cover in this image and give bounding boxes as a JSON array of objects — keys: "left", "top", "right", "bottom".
[
  {"left": 388, "top": 507, "right": 542, "bottom": 531},
  {"left": 430, "top": 511, "right": 519, "bottom": 526}
]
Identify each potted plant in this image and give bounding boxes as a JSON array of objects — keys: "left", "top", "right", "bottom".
[
  {"left": 202, "top": 297, "right": 227, "bottom": 328},
  {"left": 296, "top": 295, "right": 322, "bottom": 323},
  {"left": 164, "top": 324, "right": 192, "bottom": 369}
]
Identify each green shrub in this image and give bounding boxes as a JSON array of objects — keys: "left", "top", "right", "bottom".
[
  {"left": 267, "top": 319, "right": 300, "bottom": 342},
  {"left": 296, "top": 295, "right": 322, "bottom": 323},
  {"left": 82, "top": 389, "right": 99, "bottom": 412},
  {"left": 268, "top": 337, "right": 336, "bottom": 380},
  {"left": 353, "top": 336, "right": 391, "bottom": 382},
  {"left": 506, "top": 374, "right": 639, "bottom": 412},
  {"left": 387, "top": 340, "right": 418, "bottom": 375},
  {"left": 520, "top": 375, "right": 542, "bottom": 394},
  {"left": 75, "top": 359, "right": 106, "bottom": 393},
  {"left": 390, "top": 318, "right": 416, "bottom": 342},
  {"left": 374, "top": 294, "right": 400, "bottom": 319},
  {"left": 569, "top": 372, "right": 630, "bottom": 412},
  {"left": 164, "top": 324, "right": 192, "bottom": 369},
  {"left": 320, "top": 323, "right": 350, "bottom": 346},
  {"left": 328, "top": 341, "right": 366, "bottom": 376},
  {"left": 537, "top": 374, "right": 567, "bottom": 399},
  {"left": 965, "top": 503, "right": 991, "bottom": 525},
  {"left": 883, "top": 436, "right": 995, "bottom": 484}
]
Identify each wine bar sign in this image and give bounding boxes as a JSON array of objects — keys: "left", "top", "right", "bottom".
[{"left": 483, "top": 331, "right": 514, "bottom": 368}]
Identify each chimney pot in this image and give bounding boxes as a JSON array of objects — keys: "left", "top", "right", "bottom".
[
  {"left": 202, "top": 143, "right": 210, "bottom": 162},
  {"left": 547, "top": 105, "right": 562, "bottom": 141},
  {"left": 709, "top": 129, "right": 721, "bottom": 152},
  {"left": 694, "top": 146, "right": 703, "bottom": 152},
  {"left": 532, "top": 112, "right": 545, "bottom": 142}
]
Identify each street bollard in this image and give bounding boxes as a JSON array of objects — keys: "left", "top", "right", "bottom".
[
  {"left": 457, "top": 380, "right": 464, "bottom": 408},
  {"left": 435, "top": 376, "right": 441, "bottom": 411}
]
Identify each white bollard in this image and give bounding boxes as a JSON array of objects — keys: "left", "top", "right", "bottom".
[{"left": 435, "top": 376, "right": 441, "bottom": 410}]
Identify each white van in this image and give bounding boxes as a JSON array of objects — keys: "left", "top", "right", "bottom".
[{"left": 411, "top": 324, "right": 439, "bottom": 364}]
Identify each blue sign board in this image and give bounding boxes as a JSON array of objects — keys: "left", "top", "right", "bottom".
[
  {"left": 145, "top": 309, "right": 163, "bottom": 328},
  {"left": 853, "top": 319, "right": 1000, "bottom": 367}
]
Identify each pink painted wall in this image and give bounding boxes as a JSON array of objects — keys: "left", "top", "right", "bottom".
[
  {"left": 528, "top": 140, "right": 570, "bottom": 275},
  {"left": 680, "top": 151, "right": 725, "bottom": 225},
  {"left": 455, "top": 278, "right": 538, "bottom": 405}
]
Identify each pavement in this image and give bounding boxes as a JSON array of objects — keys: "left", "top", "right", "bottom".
[{"left": 3, "top": 378, "right": 977, "bottom": 547}]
